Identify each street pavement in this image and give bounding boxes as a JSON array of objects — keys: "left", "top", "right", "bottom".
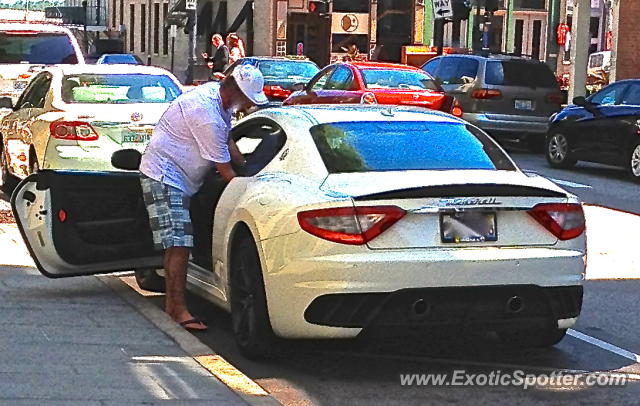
[
  {"left": 0, "top": 222, "right": 269, "bottom": 405},
  {"left": 0, "top": 151, "right": 639, "bottom": 405}
]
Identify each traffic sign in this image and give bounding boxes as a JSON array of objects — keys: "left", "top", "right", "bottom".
[
  {"left": 185, "top": 0, "right": 197, "bottom": 11},
  {"left": 432, "top": 0, "right": 453, "bottom": 19}
]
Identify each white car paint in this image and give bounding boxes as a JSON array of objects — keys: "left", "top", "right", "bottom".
[{"left": 0, "top": 64, "right": 181, "bottom": 179}]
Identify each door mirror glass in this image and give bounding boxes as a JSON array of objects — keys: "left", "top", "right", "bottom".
[
  {"left": 572, "top": 96, "right": 587, "bottom": 106},
  {"left": 111, "top": 149, "right": 142, "bottom": 170},
  {"left": 0, "top": 97, "right": 12, "bottom": 109}
]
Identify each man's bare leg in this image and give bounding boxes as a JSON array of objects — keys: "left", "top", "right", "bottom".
[{"left": 163, "top": 246, "right": 206, "bottom": 330}]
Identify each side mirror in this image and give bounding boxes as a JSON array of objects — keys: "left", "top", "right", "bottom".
[
  {"left": 111, "top": 149, "right": 142, "bottom": 171},
  {"left": 572, "top": 96, "right": 588, "bottom": 106},
  {"left": 0, "top": 97, "right": 12, "bottom": 109},
  {"left": 293, "top": 82, "right": 306, "bottom": 92}
]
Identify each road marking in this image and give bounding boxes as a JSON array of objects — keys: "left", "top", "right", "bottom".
[
  {"left": 194, "top": 354, "right": 271, "bottom": 397},
  {"left": 548, "top": 177, "right": 593, "bottom": 189},
  {"left": 568, "top": 329, "right": 640, "bottom": 363}
]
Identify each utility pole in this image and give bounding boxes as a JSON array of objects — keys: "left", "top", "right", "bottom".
[
  {"left": 545, "top": 0, "right": 561, "bottom": 69},
  {"left": 568, "top": 0, "right": 591, "bottom": 100},
  {"left": 82, "top": 1, "right": 88, "bottom": 54}
]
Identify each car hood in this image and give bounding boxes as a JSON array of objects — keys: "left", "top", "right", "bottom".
[
  {"left": 0, "top": 64, "right": 45, "bottom": 80},
  {"left": 319, "top": 170, "right": 569, "bottom": 198}
]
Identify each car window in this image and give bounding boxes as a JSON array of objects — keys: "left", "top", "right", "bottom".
[
  {"left": 361, "top": 69, "right": 439, "bottom": 91},
  {"left": 309, "top": 67, "right": 336, "bottom": 91},
  {"left": 422, "top": 58, "right": 440, "bottom": 77},
  {"left": 620, "top": 84, "right": 640, "bottom": 105},
  {"left": 0, "top": 32, "right": 78, "bottom": 64},
  {"left": 233, "top": 121, "right": 287, "bottom": 176},
  {"left": 257, "top": 61, "right": 319, "bottom": 83},
  {"left": 485, "top": 60, "right": 558, "bottom": 88},
  {"left": 434, "top": 57, "right": 479, "bottom": 85},
  {"left": 310, "top": 121, "right": 516, "bottom": 173},
  {"left": 588, "top": 83, "right": 627, "bottom": 105},
  {"left": 61, "top": 74, "right": 182, "bottom": 104},
  {"left": 324, "top": 66, "right": 356, "bottom": 90},
  {"left": 17, "top": 73, "right": 50, "bottom": 109}
]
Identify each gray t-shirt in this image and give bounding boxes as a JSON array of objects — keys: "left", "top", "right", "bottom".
[{"left": 140, "top": 82, "right": 232, "bottom": 196}]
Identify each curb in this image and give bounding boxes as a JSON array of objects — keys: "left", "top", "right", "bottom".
[{"left": 97, "top": 274, "right": 282, "bottom": 406}]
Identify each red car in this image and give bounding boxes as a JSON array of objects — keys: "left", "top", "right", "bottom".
[{"left": 283, "top": 61, "right": 462, "bottom": 117}]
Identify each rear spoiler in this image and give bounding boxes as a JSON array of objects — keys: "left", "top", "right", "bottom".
[{"left": 353, "top": 184, "right": 567, "bottom": 201}]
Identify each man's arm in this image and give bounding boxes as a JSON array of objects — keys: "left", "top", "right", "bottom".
[{"left": 215, "top": 161, "right": 237, "bottom": 182}]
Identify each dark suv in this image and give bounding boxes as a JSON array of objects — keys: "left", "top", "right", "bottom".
[{"left": 423, "top": 55, "right": 564, "bottom": 151}]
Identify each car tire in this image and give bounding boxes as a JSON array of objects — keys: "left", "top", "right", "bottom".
[
  {"left": 498, "top": 327, "right": 567, "bottom": 348},
  {"left": 546, "top": 132, "right": 577, "bottom": 169},
  {"left": 230, "top": 230, "right": 278, "bottom": 360},
  {"left": 134, "top": 268, "right": 166, "bottom": 292},
  {"left": 628, "top": 141, "right": 640, "bottom": 183},
  {"left": 0, "top": 141, "right": 18, "bottom": 194}
]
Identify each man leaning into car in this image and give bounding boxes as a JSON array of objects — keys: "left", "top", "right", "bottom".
[{"left": 139, "top": 65, "right": 268, "bottom": 331}]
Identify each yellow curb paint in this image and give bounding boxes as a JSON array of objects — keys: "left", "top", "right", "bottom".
[{"left": 195, "top": 354, "right": 270, "bottom": 397}]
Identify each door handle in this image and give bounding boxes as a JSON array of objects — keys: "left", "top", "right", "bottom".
[{"left": 22, "top": 191, "right": 36, "bottom": 203}]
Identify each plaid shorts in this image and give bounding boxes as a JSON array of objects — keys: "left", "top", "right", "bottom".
[{"left": 140, "top": 174, "right": 194, "bottom": 250}]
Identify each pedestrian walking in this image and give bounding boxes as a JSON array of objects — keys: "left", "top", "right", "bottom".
[
  {"left": 202, "top": 34, "right": 229, "bottom": 77},
  {"left": 138, "top": 65, "right": 268, "bottom": 331},
  {"left": 226, "top": 32, "right": 246, "bottom": 64}
]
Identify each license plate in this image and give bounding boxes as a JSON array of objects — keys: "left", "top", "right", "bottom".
[
  {"left": 440, "top": 212, "right": 497, "bottom": 243},
  {"left": 515, "top": 99, "right": 534, "bottom": 110},
  {"left": 123, "top": 128, "right": 152, "bottom": 143}
]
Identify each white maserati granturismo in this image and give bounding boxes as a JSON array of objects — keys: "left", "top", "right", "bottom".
[{"left": 12, "top": 105, "right": 586, "bottom": 358}]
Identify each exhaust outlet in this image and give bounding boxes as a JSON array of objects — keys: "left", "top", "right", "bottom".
[
  {"left": 408, "top": 298, "right": 431, "bottom": 320},
  {"left": 506, "top": 296, "right": 524, "bottom": 314}
]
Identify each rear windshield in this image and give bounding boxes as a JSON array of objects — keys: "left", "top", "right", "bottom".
[
  {"left": 485, "top": 60, "right": 558, "bottom": 88},
  {"left": 310, "top": 121, "right": 515, "bottom": 173},
  {"left": 62, "top": 74, "right": 182, "bottom": 104},
  {"left": 256, "top": 61, "right": 319, "bottom": 82},
  {"left": 0, "top": 32, "right": 78, "bottom": 64},
  {"left": 361, "top": 69, "right": 440, "bottom": 91}
]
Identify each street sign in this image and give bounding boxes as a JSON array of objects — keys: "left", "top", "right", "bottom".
[
  {"left": 169, "top": 25, "right": 177, "bottom": 38},
  {"left": 185, "top": 0, "right": 197, "bottom": 11},
  {"left": 432, "top": 0, "right": 453, "bottom": 20}
]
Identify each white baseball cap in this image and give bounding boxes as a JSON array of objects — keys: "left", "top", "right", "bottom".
[{"left": 231, "top": 64, "right": 269, "bottom": 106}]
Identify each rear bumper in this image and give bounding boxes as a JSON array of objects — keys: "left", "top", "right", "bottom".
[
  {"left": 261, "top": 232, "right": 586, "bottom": 339},
  {"left": 463, "top": 113, "right": 550, "bottom": 137},
  {"left": 304, "top": 285, "right": 583, "bottom": 333}
]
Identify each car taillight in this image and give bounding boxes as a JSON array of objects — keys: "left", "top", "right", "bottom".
[
  {"left": 50, "top": 121, "right": 99, "bottom": 141},
  {"left": 528, "top": 203, "right": 585, "bottom": 240},
  {"left": 263, "top": 85, "right": 290, "bottom": 99},
  {"left": 545, "top": 92, "right": 565, "bottom": 104},
  {"left": 451, "top": 99, "right": 463, "bottom": 117},
  {"left": 297, "top": 206, "right": 406, "bottom": 245},
  {"left": 361, "top": 92, "right": 377, "bottom": 105},
  {"left": 471, "top": 89, "right": 502, "bottom": 99}
]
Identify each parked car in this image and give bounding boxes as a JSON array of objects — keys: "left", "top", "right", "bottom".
[
  {"left": 0, "top": 64, "right": 182, "bottom": 192},
  {"left": 422, "top": 55, "right": 564, "bottom": 151},
  {"left": 96, "top": 53, "right": 144, "bottom": 65},
  {"left": 0, "top": 22, "right": 85, "bottom": 104},
  {"left": 283, "top": 62, "right": 462, "bottom": 117},
  {"left": 12, "top": 105, "right": 585, "bottom": 358},
  {"left": 546, "top": 79, "right": 640, "bottom": 183},
  {"left": 221, "top": 56, "right": 320, "bottom": 104}
]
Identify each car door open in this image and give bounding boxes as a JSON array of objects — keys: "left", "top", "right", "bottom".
[{"left": 11, "top": 170, "right": 163, "bottom": 278}]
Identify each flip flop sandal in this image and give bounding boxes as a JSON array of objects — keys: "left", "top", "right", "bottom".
[{"left": 179, "top": 318, "right": 208, "bottom": 331}]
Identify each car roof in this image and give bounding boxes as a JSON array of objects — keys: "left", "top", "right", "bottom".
[
  {"left": 0, "top": 22, "right": 75, "bottom": 34},
  {"left": 256, "top": 104, "right": 465, "bottom": 127},
  {"left": 430, "top": 53, "right": 549, "bottom": 63},
  {"left": 45, "top": 64, "right": 175, "bottom": 76},
  {"left": 242, "top": 56, "right": 315, "bottom": 63},
  {"left": 345, "top": 61, "right": 422, "bottom": 71}
]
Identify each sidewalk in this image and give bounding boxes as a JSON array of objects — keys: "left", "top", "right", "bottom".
[{"left": 0, "top": 223, "right": 256, "bottom": 405}]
